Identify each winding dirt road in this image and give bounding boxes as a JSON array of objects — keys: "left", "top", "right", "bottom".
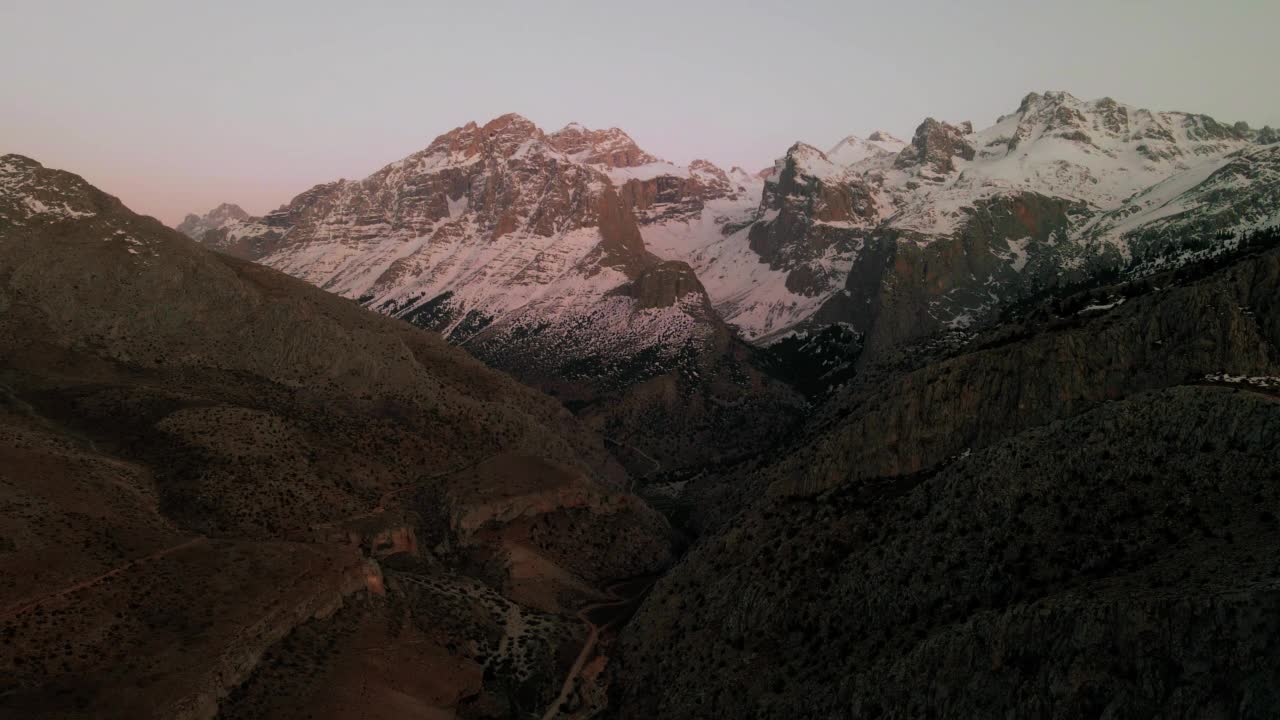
[{"left": 541, "top": 578, "right": 656, "bottom": 720}]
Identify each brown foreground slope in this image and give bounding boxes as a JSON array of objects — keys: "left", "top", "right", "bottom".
[{"left": 0, "top": 155, "right": 673, "bottom": 719}]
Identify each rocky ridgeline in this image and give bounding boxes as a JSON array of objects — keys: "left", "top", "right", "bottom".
[
  {"left": 180, "top": 94, "right": 1280, "bottom": 361},
  {"left": 894, "top": 117, "right": 975, "bottom": 173},
  {"left": 722, "top": 91, "right": 1278, "bottom": 353},
  {"left": 175, "top": 93, "right": 1279, "bottom": 480}
]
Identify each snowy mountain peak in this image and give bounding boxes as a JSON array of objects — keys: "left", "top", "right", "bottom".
[
  {"left": 477, "top": 113, "right": 547, "bottom": 155},
  {"left": 1017, "top": 90, "right": 1082, "bottom": 114},
  {"left": 779, "top": 142, "right": 844, "bottom": 181},
  {"left": 0, "top": 154, "right": 41, "bottom": 194},
  {"left": 209, "top": 201, "right": 247, "bottom": 217},
  {"left": 866, "top": 130, "right": 905, "bottom": 145},
  {"left": 674, "top": 89, "right": 1278, "bottom": 346},
  {"left": 176, "top": 118, "right": 796, "bottom": 472},
  {"left": 395, "top": 113, "right": 557, "bottom": 170},
  {"left": 183, "top": 112, "right": 732, "bottom": 360},
  {"left": 997, "top": 91, "right": 1262, "bottom": 156},
  {"left": 547, "top": 122, "right": 658, "bottom": 168},
  {"left": 687, "top": 158, "right": 727, "bottom": 179},
  {"left": 484, "top": 112, "right": 538, "bottom": 130},
  {"left": 176, "top": 202, "right": 249, "bottom": 240},
  {"left": 827, "top": 132, "right": 908, "bottom": 166}
]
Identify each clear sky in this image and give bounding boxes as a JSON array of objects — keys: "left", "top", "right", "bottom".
[{"left": 3, "top": 0, "right": 1277, "bottom": 225}]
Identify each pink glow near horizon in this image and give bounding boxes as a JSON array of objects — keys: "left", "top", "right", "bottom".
[{"left": 3, "top": 0, "right": 1277, "bottom": 226}]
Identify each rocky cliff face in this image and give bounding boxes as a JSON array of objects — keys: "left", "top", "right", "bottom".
[
  {"left": 611, "top": 261, "right": 713, "bottom": 312},
  {"left": 0, "top": 155, "right": 674, "bottom": 719},
  {"left": 608, "top": 243, "right": 1280, "bottom": 719},
  {"left": 894, "top": 117, "right": 975, "bottom": 174},
  {"left": 746, "top": 143, "right": 881, "bottom": 301},
  {"left": 617, "top": 159, "right": 748, "bottom": 225},
  {"left": 546, "top": 123, "right": 660, "bottom": 168}
]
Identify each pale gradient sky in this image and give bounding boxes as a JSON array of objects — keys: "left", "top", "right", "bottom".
[{"left": 3, "top": 0, "right": 1277, "bottom": 226}]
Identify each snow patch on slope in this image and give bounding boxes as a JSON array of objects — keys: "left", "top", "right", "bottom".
[
  {"left": 993, "top": 236, "right": 1032, "bottom": 272},
  {"left": 0, "top": 156, "right": 97, "bottom": 222}
]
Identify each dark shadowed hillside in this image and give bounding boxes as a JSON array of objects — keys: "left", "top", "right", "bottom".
[
  {"left": 0, "top": 155, "right": 674, "bottom": 719},
  {"left": 608, "top": 241, "right": 1280, "bottom": 718}
]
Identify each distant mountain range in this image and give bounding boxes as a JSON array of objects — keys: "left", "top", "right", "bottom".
[
  {"left": 176, "top": 90, "right": 1279, "bottom": 468},
  {"left": 180, "top": 90, "right": 1278, "bottom": 348}
]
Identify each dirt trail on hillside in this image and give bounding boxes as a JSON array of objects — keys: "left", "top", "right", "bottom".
[{"left": 0, "top": 536, "right": 207, "bottom": 620}]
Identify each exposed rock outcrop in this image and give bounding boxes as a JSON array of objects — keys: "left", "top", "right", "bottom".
[
  {"left": 894, "top": 117, "right": 975, "bottom": 174},
  {"left": 616, "top": 160, "right": 744, "bottom": 224},
  {"left": 612, "top": 261, "right": 714, "bottom": 312},
  {"left": 547, "top": 123, "right": 658, "bottom": 168}
]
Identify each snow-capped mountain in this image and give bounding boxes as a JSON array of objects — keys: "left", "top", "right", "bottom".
[
  {"left": 176, "top": 202, "right": 248, "bottom": 240},
  {"left": 193, "top": 114, "right": 802, "bottom": 472},
  {"left": 883, "top": 91, "right": 1266, "bottom": 237},
  {"left": 646, "top": 91, "right": 1278, "bottom": 351},
  {"left": 201, "top": 114, "right": 686, "bottom": 342},
  {"left": 825, "top": 131, "right": 907, "bottom": 166},
  {"left": 186, "top": 91, "right": 1278, "bottom": 390}
]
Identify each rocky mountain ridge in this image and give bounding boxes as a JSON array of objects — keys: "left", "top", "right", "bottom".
[
  {"left": 176, "top": 202, "right": 248, "bottom": 240},
  {"left": 177, "top": 91, "right": 1280, "bottom": 473},
  {"left": 183, "top": 114, "right": 802, "bottom": 473},
  {"left": 655, "top": 91, "right": 1280, "bottom": 353},
  {"left": 181, "top": 94, "right": 1279, "bottom": 358}
]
